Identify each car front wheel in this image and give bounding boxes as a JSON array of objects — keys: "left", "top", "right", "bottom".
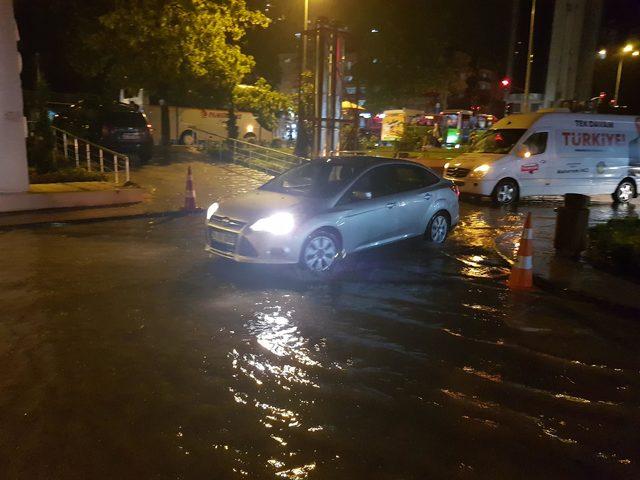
[
  {"left": 612, "top": 180, "right": 636, "bottom": 204},
  {"left": 300, "top": 230, "right": 341, "bottom": 274},
  {"left": 492, "top": 179, "right": 519, "bottom": 205}
]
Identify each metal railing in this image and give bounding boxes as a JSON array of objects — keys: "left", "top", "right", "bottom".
[
  {"left": 52, "top": 126, "right": 131, "bottom": 183},
  {"left": 192, "top": 127, "right": 308, "bottom": 174}
]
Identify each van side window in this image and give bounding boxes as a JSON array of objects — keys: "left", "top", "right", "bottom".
[{"left": 523, "top": 132, "right": 548, "bottom": 155}]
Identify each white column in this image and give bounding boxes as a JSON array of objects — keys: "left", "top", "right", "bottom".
[{"left": 0, "top": 0, "right": 29, "bottom": 193}]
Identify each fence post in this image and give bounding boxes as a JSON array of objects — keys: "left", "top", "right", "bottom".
[
  {"left": 73, "top": 138, "right": 79, "bottom": 167},
  {"left": 114, "top": 155, "right": 119, "bottom": 184},
  {"left": 125, "top": 156, "right": 130, "bottom": 182},
  {"left": 63, "top": 132, "right": 68, "bottom": 159},
  {"left": 86, "top": 143, "right": 91, "bottom": 171},
  {"left": 99, "top": 149, "right": 104, "bottom": 172}
]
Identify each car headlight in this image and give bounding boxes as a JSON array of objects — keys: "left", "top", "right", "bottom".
[
  {"left": 444, "top": 162, "right": 450, "bottom": 170},
  {"left": 250, "top": 212, "right": 295, "bottom": 235},
  {"left": 206, "top": 202, "right": 219, "bottom": 220},
  {"left": 472, "top": 164, "right": 491, "bottom": 176}
]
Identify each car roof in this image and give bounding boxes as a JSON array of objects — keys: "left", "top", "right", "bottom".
[{"left": 310, "top": 156, "right": 422, "bottom": 169}]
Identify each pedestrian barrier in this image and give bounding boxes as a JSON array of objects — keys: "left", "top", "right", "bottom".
[
  {"left": 183, "top": 165, "right": 197, "bottom": 211},
  {"left": 508, "top": 212, "right": 534, "bottom": 290},
  {"left": 191, "top": 127, "right": 308, "bottom": 174},
  {"left": 51, "top": 126, "right": 131, "bottom": 184}
]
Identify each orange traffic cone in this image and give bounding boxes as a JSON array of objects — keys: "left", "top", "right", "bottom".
[
  {"left": 508, "top": 212, "right": 534, "bottom": 290},
  {"left": 183, "top": 165, "right": 197, "bottom": 211}
]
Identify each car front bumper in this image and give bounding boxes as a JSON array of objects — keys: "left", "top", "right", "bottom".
[
  {"left": 205, "top": 219, "right": 302, "bottom": 265},
  {"left": 444, "top": 175, "right": 495, "bottom": 196}
]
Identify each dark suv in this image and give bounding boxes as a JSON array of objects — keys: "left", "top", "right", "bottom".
[{"left": 53, "top": 100, "right": 153, "bottom": 162}]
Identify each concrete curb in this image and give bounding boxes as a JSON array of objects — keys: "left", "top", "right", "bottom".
[
  {"left": 0, "top": 188, "right": 146, "bottom": 213},
  {"left": 493, "top": 235, "right": 640, "bottom": 315},
  {"left": 0, "top": 208, "right": 203, "bottom": 230}
]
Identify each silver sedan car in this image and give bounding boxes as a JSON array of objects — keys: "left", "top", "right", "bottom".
[{"left": 205, "top": 157, "right": 460, "bottom": 274}]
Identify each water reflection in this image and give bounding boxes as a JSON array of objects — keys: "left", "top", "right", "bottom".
[{"left": 228, "top": 300, "right": 329, "bottom": 478}]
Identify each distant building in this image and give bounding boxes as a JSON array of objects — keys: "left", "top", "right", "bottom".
[
  {"left": 544, "top": 0, "right": 603, "bottom": 107},
  {"left": 506, "top": 93, "right": 545, "bottom": 113}
]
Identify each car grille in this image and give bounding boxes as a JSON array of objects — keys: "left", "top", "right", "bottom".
[
  {"left": 207, "top": 226, "right": 239, "bottom": 254},
  {"left": 445, "top": 167, "right": 471, "bottom": 178},
  {"left": 209, "top": 215, "right": 247, "bottom": 231}
]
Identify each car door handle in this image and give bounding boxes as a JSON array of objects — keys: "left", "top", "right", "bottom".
[
  {"left": 422, "top": 193, "right": 432, "bottom": 200},
  {"left": 386, "top": 202, "right": 396, "bottom": 209}
]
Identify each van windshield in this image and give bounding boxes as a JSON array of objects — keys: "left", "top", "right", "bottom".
[{"left": 468, "top": 129, "right": 527, "bottom": 154}]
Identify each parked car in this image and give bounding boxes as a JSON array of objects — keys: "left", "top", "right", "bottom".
[
  {"left": 205, "top": 156, "right": 460, "bottom": 275},
  {"left": 444, "top": 111, "right": 640, "bottom": 205},
  {"left": 53, "top": 100, "right": 153, "bottom": 162}
]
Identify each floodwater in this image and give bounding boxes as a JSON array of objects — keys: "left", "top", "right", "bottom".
[{"left": 0, "top": 201, "right": 639, "bottom": 479}]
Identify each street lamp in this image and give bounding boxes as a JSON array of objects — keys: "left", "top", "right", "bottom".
[{"left": 614, "top": 44, "right": 639, "bottom": 105}]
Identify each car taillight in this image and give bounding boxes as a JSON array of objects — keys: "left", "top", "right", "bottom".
[
  {"left": 101, "top": 124, "right": 114, "bottom": 137},
  {"left": 450, "top": 184, "right": 460, "bottom": 197}
]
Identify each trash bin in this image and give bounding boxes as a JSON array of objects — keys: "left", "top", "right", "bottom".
[{"left": 554, "top": 193, "right": 590, "bottom": 258}]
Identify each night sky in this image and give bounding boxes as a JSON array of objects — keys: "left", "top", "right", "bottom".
[{"left": 15, "top": 0, "right": 640, "bottom": 113}]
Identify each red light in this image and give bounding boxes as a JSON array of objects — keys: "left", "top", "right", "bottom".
[
  {"left": 500, "top": 78, "right": 511, "bottom": 88},
  {"left": 450, "top": 184, "right": 460, "bottom": 197}
]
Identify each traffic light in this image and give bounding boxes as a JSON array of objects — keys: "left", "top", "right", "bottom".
[{"left": 500, "top": 78, "right": 511, "bottom": 89}]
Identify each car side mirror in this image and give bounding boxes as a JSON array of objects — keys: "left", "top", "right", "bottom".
[
  {"left": 352, "top": 190, "right": 373, "bottom": 201},
  {"left": 516, "top": 145, "right": 531, "bottom": 159}
]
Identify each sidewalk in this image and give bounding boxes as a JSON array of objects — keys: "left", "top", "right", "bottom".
[
  {"left": 495, "top": 209, "right": 640, "bottom": 313},
  {"left": 0, "top": 148, "right": 271, "bottom": 228}
]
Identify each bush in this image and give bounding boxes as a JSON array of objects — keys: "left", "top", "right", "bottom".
[
  {"left": 29, "top": 167, "right": 108, "bottom": 184},
  {"left": 270, "top": 138, "right": 284, "bottom": 149},
  {"left": 587, "top": 218, "right": 640, "bottom": 279}
]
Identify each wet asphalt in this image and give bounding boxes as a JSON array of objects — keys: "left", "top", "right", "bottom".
[{"left": 1, "top": 182, "right": 640, "bottom": 478}]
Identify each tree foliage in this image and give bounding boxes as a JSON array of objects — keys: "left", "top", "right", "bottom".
[
  {"left": 75, "top": 0, "right": 270, "bottom": 104},
  {"left": 233, "top": 78, "right": 293, "bottom": 131}
]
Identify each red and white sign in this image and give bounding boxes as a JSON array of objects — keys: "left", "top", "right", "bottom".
[{"left": 521, "top": 163, "right": 539, "bottom": 174}]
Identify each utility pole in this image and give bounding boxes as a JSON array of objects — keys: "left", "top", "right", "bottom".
[
  {"left": 523, "top": 0, "right": 537, "bottom": 113},
  {"left": 302, "top": 0, "right": 309, "bottom": 72},
  {"left": 505, "top": 0, "right": 520, "bottom": 81},
  {"left": 294, "top": 0, "right": 311, "bottom": 157}
]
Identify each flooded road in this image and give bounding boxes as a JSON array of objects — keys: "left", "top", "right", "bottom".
[{"left": 0, "top": 200, "right": 639, "bottom": 479}]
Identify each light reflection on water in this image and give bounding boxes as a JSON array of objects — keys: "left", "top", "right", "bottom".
[{"left": 228, "top": 301, "right": 330, "bottom": 478}]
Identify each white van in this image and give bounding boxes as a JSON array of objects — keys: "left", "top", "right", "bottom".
[{"left": 444, "top": 111, "right": 640, "bottom": 204}]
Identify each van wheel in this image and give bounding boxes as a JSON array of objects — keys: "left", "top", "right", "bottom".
[
  {"left": 492, "top": 179, "right": 519, "bottom": 205},
  {"left": 612, "top": 180, "right": 636, "bottom": 204}
]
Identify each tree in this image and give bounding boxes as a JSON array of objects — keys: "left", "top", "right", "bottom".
[
  {"left": 233, "top": 78, "right": 293, "bottom": 131},
  {"left": 75, "top": 0, "right": 270, "bottom": 141}
]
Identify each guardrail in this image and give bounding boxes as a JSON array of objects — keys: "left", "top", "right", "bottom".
[
  {"left": 191, "top": 127, "right": 308, "bottom": 175},
  {"left": 51, "top": 126, "right": 130, "bottom": 183}
]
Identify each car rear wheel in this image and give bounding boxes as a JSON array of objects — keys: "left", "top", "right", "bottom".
[
  {"left": 492, "top": 179, "right": 519, "bottom": 205},
  {"left": 300, "top": 230, "right": 341, "bottom": 274},
  {"left": 612, "top": 180, "right": 636, "bottom": 204},
  {"left": 426, "top": 212, "right": 450, "bottom": 243}
]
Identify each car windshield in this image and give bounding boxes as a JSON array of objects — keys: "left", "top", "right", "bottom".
[
  {"left": 468, "top": 129, "right": 527, "bottom": 154},
  {"left": 260, "top": 162, "right": 363, "bottom": 198}
]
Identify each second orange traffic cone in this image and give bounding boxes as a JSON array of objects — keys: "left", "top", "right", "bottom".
[
  {"left": 508, "top": 212, "right": 534, "bottom": 290},
  {"left": 183, "top": 165, "right": 197, "bottom": 211}
]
